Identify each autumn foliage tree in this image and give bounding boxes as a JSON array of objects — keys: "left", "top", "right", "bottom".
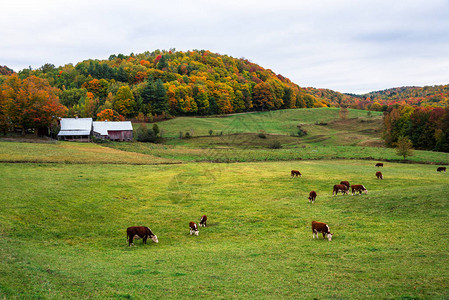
[
  {"left": 96, "top": 109, "right": 125, "bottom": 121},
  {"left": 0, "top": 75, "right": 67, "bottom": 134}
]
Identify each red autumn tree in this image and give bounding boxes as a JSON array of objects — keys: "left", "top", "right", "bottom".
[
  {"left": 97, "top": 109, "right": 125, "bottom": 121},
  {"left": 1, "top": 75, "right": 67, "bottom": 134}
]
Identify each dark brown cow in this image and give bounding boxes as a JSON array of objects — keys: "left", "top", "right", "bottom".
[
  {"left": 312, "top": 221, "right": 333, "bottom": 241},
  {"left": 437, "top": 167, "right": 446, "bottom": 172},
  {"left": 199, "top": 215, "right": 207, "bottom": 227},
  {"left": 340, "top": 181, "right": 350, "bottom": 189},
  {"left": 189, "top": 221, "right": 199, "bottom": 236},
  {"left": 308, "top": 191, "right": 317, "bottom": 203},
  {"left": 351, "top": 184, "right": 368, "bottom": 195},
  {"left": 376, "top": 171, "right": 383, "bottom": 179},
  {"left": 376, "top": 163, "right": 384, "bottom": 167},
  {"left": 127, "top": 226, "right": 158, "bottom": 246},
  {"left": 333, "top": 184, "right": 349, "bottom": 196},
  {"left": 291, "top": 170, "right": 302, "bottom": 177}
]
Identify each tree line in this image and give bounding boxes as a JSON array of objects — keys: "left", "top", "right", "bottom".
[{"left": 383, "top": 105, "right": 449, "bottom": 152}]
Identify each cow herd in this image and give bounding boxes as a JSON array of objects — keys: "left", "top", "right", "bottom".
[
  {"left": 295, "top": 162, "right": 446, "bottom": 241},
  {"left": 126, "top": 163, "right": 446, "bottom": 246}
]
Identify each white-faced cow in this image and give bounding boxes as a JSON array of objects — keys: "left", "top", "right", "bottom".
[
  {"left": 351, "top": 184, "right": 368, "bottom": 195},
  {"left": 291, "top": 170, "right": 302, "bottom": 177},
  {"left": 199, "top": 215, "right": 207, "bottom": 227},
  {"left": 376, "top": 171, "right": 383, "bottom": 179},
  {"left": 189, "top": 222, "right": 199, "bottom": 236},
  {"left": 376, "top": 163, "right": 384, "bottom": 167},
  {"left": 340, "top": 181, "right": 350, "bottom": 189},
  {"left": 333, "top": 184, "right": 349, "bottom": 196},
  {"left": 127, "top": 226, "right": 158, "bottom": 246},
  {"left": 437, "top": 167, "right": 446, "bottom": 172},
  {"left": 308, "top": 191, "right": 317, "bottom": 203},
  {"left": 312, "top": 221, "right": 333, "bottom": 241}
]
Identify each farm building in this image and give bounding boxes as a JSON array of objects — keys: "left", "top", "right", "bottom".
[
  {"left": 57, "top": 118, "right": 93, "bottom": 142},
  {"left": 92, "top": 121, "right": 133, "bottom": 141}
]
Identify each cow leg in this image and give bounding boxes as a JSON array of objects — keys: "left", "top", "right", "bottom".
[
  {"left": 128, "top": 236, "right": 133, "bottom": 246},
  {"left": 143, "top": 236, "right": 147, "bottom": 244}
]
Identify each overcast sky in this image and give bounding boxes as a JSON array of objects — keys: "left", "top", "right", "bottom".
[{"left": 1, "top": 0, "right": 449, "bottom": 94}]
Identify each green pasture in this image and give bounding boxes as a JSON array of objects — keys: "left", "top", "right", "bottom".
[
  {"left": 1, "top": 160, "right": 448, "bottom": 298},
  {"left": 148, "top": 107, "right": 383, "bottom": 138}
]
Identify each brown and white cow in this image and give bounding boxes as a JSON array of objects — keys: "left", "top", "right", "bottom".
[
  {"left": 291, "top": 170, "right": 302, "bottom": 177},
  {"left": 376, "top": 171, "right": 383, "bottom": 179},
  {"left": 333, "top": 184, "right": 349, "bottom": 196},
  {"left": 189, "top": 221, "right": 199, "bottom": 236},
  {"left": 340, "top": 181, "right": 350, "bottom": 189},
  {"left": 199, "top": 215, "right": 207, "bottom": 227},
  {"left": 376, "top": 163, "right": 383, "bottom": 167},
  {"left": 312, "top": 221, "right": 333, "bottom": 241},
  {"left": 127, "top": 226, "right": 158, "bottom": 246},
  {"left": 308, "top": 191, "right": 317, "bottom": 203},
  {"left": 437, "top": 167, "right": 446, "bottom": 172},
  {"left": 351, "top": 184, "right": 368, "bottom": 195}
]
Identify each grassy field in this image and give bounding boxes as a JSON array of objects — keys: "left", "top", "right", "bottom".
[
  {"left": 1, "top": 107, "right": 448, "bottom": 298},
  {"left": 1, "top": 159, "right": 449, "bottom": 298},
  {"left": 147, "top": 107, "right": 384, "bottom": 139}
]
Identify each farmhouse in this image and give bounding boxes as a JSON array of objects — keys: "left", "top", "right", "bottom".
[
  {"left": 93, "top": 121, "right": 133, "bottom": 141},
  {"left": 57, "top": 118, "right": 93, "bottom": 142}
]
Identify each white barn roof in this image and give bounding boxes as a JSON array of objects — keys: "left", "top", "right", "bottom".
[
  {"left": 92, "top": 121, "right": 133, "bottom": 136},
  {"left": 58, "top": 118, "right": 93, "bottom": 136}
]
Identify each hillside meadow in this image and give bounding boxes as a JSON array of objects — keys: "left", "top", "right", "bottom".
[{"left": 1, "top": 158, "right": 449, "bottom": 298}]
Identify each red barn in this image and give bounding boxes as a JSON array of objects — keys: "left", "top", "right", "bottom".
[{"left": 93, "top": 121, "right": 133, "bottom": 141}]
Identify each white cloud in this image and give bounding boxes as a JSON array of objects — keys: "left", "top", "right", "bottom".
[{"left": 1, "top": 0, "right": 448, "bottom": 93}]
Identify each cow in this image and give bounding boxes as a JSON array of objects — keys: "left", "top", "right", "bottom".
[
  {"left": 437, "top": 167, "right": 446, "bottom": 172},
  {"left": 308, "top": 191, "right": 317, "bottom": 203},
  {"left": 340, "top": 181, "right": 350, "bottom": 189},
  {"left": 351, "top": 184, "right": 368, "bottom": 195},
  {"left": 189, "top": 222, "right": 199, "bottom": 236},
  {"left": 333, "top": 184, "right": 349, "bottom": 196},
  {"left": 291, "top": 170, "right": 302, "bottom": 177},
  {"left": 127, "top": 226, "right": 158, "bottom": 246},
  {"left": 312, "top": 221, "right": 333, "bottom": 241},
  {"left": 376, "top": 163, "right": 384, "bottom": 167},
  {"left": 199, "top": 215, "right": 207, "bottom": 227},
  {"left": 376, "top": 171, "right": 383, "bottom": 179}
]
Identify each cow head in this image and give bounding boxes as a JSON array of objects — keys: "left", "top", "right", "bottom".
[
  {"left": 151, "top": 235, "right": 159, "bottom": 243},
  {"left": 194, "top": 230, "right": 199, "bottom": 236},
  {"left": 326, "top": 232, "right": 333, "bottom": 241}
]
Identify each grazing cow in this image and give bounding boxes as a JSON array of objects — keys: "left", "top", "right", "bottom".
[
  {"left": 291, "top": 170, "right": 302, "bottom": 177},
  {"left": 376, "top": 163, "right": 384, "bottom": 167},
  {"left": 333, "top": 184, "right": 349, "bottom": 196},
  {"left": 340, "top": 181, "right": 350, "bottom": 189},
  {"left": 312, "top": 221, "right": 333, "bottom": 241},
  {"left": 199, "top": 215, "right": 207, "bottom": 227},
  {"left": 376, "top": 171, "right": 383, "bottom": 179},
  {"left": 308, "top": 191, "right": 317, "bottom": 203},
  {"left": 351, "top": 184, "right": 368, "bottom": 195},
  {"left": 437, "top": 167, "right": 446, "bottom": 172},
  {"left": 189, "top": 222, "right": 199, "bottom": 236},
  {"left": 127, "top": 226, "right": 158, "bottom": 246}
]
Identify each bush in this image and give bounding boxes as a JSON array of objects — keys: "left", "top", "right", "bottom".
[
  {"left": 209, "top": 129, "right": 213, "bottom": 136},
  {"left": 184, "top": 132, "right": 191, "bottom": 139},
  {"left": 297, "top": 128, "right": 308, "bottom": 137},
  {"left": 258, "top": 132, "right": 267, "bottom": 139},
  {"left": 268, "top": 141, "right": 282, "bottom": 149},
  {"left": 136, "top": 124, "right": 157, "bottom": 142}
]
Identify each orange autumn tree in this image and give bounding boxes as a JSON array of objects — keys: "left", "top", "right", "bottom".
[
  {"left": 97, "top": 109, "right": 125, "bottom": 121},
  {"left": 1, "top": 75, "right": 67, "bottom": 134}
]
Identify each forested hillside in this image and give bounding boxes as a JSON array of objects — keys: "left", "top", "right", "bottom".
[{"left": 1, "top": 50, "right": 323, "bottom": 124}]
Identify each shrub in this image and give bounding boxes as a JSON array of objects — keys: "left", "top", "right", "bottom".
[
  {"left": 258, "top": 132, "right": 267, "bottom": 139},
  {"left": 185, "top": 132, "right": 191, "bottom": 139},
  {"left": 209, "top": 129, "right": 213, "bottom": 136},
  {"left": 136, "top": 124, "right": 156, "bottom": 142},
  {"left": 268, "top": 141, "right": 282, "bottom": 149}
]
